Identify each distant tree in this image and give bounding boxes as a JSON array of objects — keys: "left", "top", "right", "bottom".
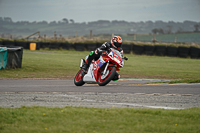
[
  {"left": 20, "top": 21, "right": 30, "bottom": 25},
  {"left": 4, "top": 17, "right": 13, "bottom": 23},
  {"left": 176, "top": 27, "right": 183, "bottom": 33},
  {"left": 146, "top": 20, "right": 154, "bottom": 27},
  {"left": 166, "top": 25, "right": 172, "bottom": 34},
  {"left": 0, "top": 17, "right": 3, "bottom": 24},
  {"left": 62, "top": 18, "right": 69, "bottom": 24},
  {"left": 194, "top": 24, "right": 199, "bottom": 32},
  {"left": 58, "top": 21, "right": 62, "bottom": 24},
  {"left": 69, "top": 19, "right": 75, "bottom": 24},
  {"left": 49, "top": 21, "right": 57, "bottom": 25},
  {"left": 31, "top": 21, "right": 37, "bottom": 24},
  {"left": 152, "top": 28, "right": 158, "bottom": 34},
  {"left": 152, "top": 28, "right": 164, "bottom": 34},
  {"left": 37, "top": 21, "right": 48, "bottom": 24},
  {"left": 112, "top": 20, "right": 119, "bottom": 25}
]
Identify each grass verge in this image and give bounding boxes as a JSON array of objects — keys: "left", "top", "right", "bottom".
[
  {"left": 147, "top": 79, "right": 200, "bottom": 84},
  {"left": 0, "top": 106, "right": 200, "bottom": 133}
]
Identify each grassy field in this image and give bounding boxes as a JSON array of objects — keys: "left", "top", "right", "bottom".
[
  {"left": 1, "top": 49, "right": 200, "bottom": 81},
  {"left": 0, "top": 106, "right": 200, "bottom": 133}
]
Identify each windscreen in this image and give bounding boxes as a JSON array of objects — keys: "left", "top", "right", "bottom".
[{"left": 110, "top": 48, "right": 122, "bottom": 58}]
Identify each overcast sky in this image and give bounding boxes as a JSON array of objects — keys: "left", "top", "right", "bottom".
[{"left": 0, "top": 0, "right": 200, "bottom": 23}]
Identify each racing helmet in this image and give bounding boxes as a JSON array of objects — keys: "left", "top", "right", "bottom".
[{"left": 111, "top": 36, "right": 122, "bottom": 48}]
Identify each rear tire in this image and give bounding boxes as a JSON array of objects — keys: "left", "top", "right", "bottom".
[
  {"left": 98, "top": 66, "right": 116, "bottom": 86},
  {"left": 74, "top": 70, "right": 85, "bottom": 86}
]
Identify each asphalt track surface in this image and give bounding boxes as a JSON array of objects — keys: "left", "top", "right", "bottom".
[{"left": 0, "top": 79, "right": 200, "bottom": 109}]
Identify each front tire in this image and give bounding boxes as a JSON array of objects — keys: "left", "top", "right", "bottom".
[
  {"left": 74, "top": 70, "right": 85, "bottom": 86},
  {"left": 98, "top": 66, "right": 116, "bottom": 86}
]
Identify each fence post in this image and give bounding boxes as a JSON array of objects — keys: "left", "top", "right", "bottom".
[
  {"left": 152, "top": 34, "right": 156, "bottom": 43},
  {"left": 44, "top": 34, "right": 46, "bottom": 41},
  {"left": 75, "top": 31, "right": 77, "bottom": 38},
  {"left": 90, "top": 30, "right": 92, "bottom": 39},
  {"left": 175, "top": 36, "right": 177, "bottom": 43},
  {"left": 38, "top": 31, "right": 40, "bottom": 38},
  {"left": 134, "top": 34, "right": 136, "bottom": 41},
  {"left": 54, "top": 31, "right": 57, "bottom": 40}
]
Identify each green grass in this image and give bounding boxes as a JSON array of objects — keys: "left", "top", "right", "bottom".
[
  {"left": 124, "top": 55, "right": 200, "bottom": 79},
  {"left": 0, "top": 50, "right": 86, "bottom": 79},
  {"left": 0, "top": 49, "right": 200, "bottom": 81},
  {"left": 0, "top": 106, "right": 199, "bottom": 133},
  {"left": 149, "top": 79, "right": 200, "bottom": 84}
]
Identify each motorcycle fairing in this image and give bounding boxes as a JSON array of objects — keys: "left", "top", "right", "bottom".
[
  {"left": 83, "top": 56, "right": 106, "bottom": 83},
  {"left": 97, "top": 56, "right": 105, "bottom": 68},
  {"left": 83, "top": 63, "right": 96, "bottom": 83}
]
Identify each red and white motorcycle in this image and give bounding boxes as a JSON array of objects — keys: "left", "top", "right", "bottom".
[{"left": 74, "top": 48, "right": 128, "bottom": 86}]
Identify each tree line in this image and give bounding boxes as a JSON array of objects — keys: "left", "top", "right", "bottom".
[{"left": 0, "top": 17, "right": 199, "bottom": 37}]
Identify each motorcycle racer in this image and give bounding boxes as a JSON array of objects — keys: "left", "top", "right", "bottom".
[{"left": 81, "top": 35, "right": 123, "bottom": 81}]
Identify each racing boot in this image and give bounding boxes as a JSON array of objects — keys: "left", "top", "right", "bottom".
[
  {"left": 81, "top": 51, "right": 95, "bottom": 73},
  {"left": 81, "top": 59, "right": 89, "bottom": 73}
]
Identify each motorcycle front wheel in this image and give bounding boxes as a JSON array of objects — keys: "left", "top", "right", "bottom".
[
  {"left": 74, "top": 70, "right": 85, "bottom": 86},
  {"left": 98, "top": 66, "right": 116, "bottom": 86}
]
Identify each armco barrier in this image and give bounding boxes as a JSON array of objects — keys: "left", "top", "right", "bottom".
[
  {"left": 15, "top": 41, "right": 29, "bottom": 49},
  {"left": 178, "top": 47, "right": 190, "bottom": 58},
  {"left": 144, "top": 45, "right": 155, "bottom": 55},
  {"left": 132, "top": 44, "right": 144, "bottom": 55},
  {"left": 2, "top": 41, "right": 15, "bottom": 46},
  {"left": 167, "top": 46, "right": 178, "bottom": 57},
  {"left": 190, "top": 47, "right": 200, "bottom": 58},
  {"left": 60, "top": 43, "right": 71, "bottom": 50},
  {"left": 85, "top": 43, "right": 97, "bottom": 51},
  {"left": 49, "top": 42, "right": 60, "bottom": 49},
  {"left": 74, "top": 43, "right": 85, "bottom": 51},
  {"left": 39, "top": 42, "right": 49, "bottom": 48},
  {"left": 155, "top": 45, "right": 167, "bottom": 56},
  {"left": 96, "top": 43, "right": 103, "bottom": 48},
  {"left": 122, "top": 44, "right": 132, "bottom": 54},
  {"left": 6, "top": 46, "right": 23, "bottom": 69},
  {"left": 36, "top": 42, "right": 40, "bottom": 50}
]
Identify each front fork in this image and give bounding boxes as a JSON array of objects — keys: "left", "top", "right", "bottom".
[
  {"left": 103, "top": 61, "right": 109, "bottom": 75},
  {"left": 80, "top": 59, "right": 84, "bottom": 68}
]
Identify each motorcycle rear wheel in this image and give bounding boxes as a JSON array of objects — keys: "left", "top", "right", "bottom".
[
  {"left": 98, "top": 66, "right": 116, "bottom": 86},
  {"left": 74, "top": 70, "right": 85, "bottom": 86}
]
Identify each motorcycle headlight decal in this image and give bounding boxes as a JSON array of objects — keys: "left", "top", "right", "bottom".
[
  {"left": 120, "top": 60, "right": 124, "bottom": 67},
  {"left": 113, "top": 57, "right": 121, "bottom": 64}
]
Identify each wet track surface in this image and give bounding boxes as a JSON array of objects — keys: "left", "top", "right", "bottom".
[{"left": 0, "top": 80, "right": 200, "bottom": 109}]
